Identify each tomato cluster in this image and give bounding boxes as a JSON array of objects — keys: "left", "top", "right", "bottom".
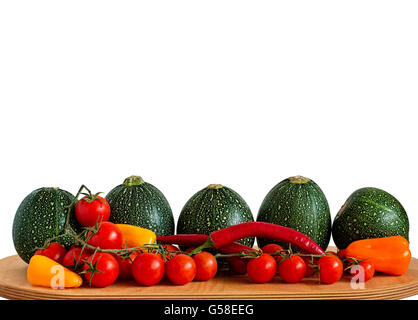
[
  {"left": 33, "top": 192, "right": 222, "bottom": 288},
  {"left": 232, "top": 244, "right": 374, "bottom": 285},
  {"left": 131, "top": 250, "right": 218, "bottom": 286},
  {"left": 74, "top": 194, "right": 216, "bottom": 287},
  {"left": 35, "top": 231, "right": 218, "bottom": 288}
]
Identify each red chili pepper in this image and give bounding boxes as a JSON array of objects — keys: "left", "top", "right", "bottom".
[
  {"left": 217, "top": 242, "right": 255, "bottom": 254},
  {"left": 193, "top": 222, "right": 325, "bottom": 255},
  {"left": 157, "top": 234, "right": 255, "bottom": 254},
  {"left": 157, "top": 234, "right": 208, "bottom": 247}
]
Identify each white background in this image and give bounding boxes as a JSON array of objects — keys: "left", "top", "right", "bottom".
[{"left": 0, "top": 1, "right": 417, "bottom": 299}]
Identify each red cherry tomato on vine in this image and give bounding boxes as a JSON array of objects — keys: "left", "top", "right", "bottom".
[
  {"left": 82, "top": 252, "right": 119, "bottom": 288},
  {"left": 301, "top": 255, "right": 318, "bottom": 277},
  {"left": 247, "top": 253, "right": 277, "bottom": 284},
  {"left": 337, "top": 249, "right": 346, "bottom": 260},
  {"left": 62, "top": 247, "right": 91, "bottom": 269},
  {"left": 132, "top": 253, "right": 165, "bottom": 286},
  {"left": 75, "top": 195, "right": 110, "bottom": 227},
  {"left": 318, "top": 255, "right": 343, "bottom": 284},
  {"left": 261, "top": 243, "right": 283, "bottom": 254},
  {"left": 325, "top": 251, "right": 338, "bottom": 257},
  {"left": 349, "top": 260, "right": 375, "bottom": 282},
  {"left": 193, "top": 252, "right": 217, "bottom": 281},
  {"left": 162, "top": 244, "right": 179, "bottom": 252},
  {"left": 261, "top": 244, "right": 284, "bottom": 265},
  {"left": 148, "top": 244, "right": 178, "bottom": 261},
  {"left": 162, "top": 244, "right": 179, "bottom": 260},
  {"left": 227, "top": 257, "right": 248, "bottom": 275},
  {"left": 34, "top": 242, "right": 67, "bottom": 264},
  {"left": 87, "top": 221, "right": 123, "bottom": 250},
  {"left": 115, "top": 252, "right": 138, "bottom": 280},
  {"left": 278, "top": 254, "right": 306, "bottom": 283},
  {"left": 165, "top": 254, "right": 196, "bottom": 285}
]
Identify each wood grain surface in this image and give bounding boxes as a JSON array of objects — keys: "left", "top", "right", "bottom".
[{"left": 0, "top": 251, "right": 417, "bottom": 300}]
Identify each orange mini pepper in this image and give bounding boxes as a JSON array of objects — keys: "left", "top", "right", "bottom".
[
  {"left": 27, "top": 255, "right": 83, "bottom": 288},
  {"left": 345, "top": 236, "right": 411, "bottom": 276}
]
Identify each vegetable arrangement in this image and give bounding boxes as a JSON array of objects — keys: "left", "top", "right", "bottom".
[{"left": 11, "top": 175, "right": 412, "bottom": 290}]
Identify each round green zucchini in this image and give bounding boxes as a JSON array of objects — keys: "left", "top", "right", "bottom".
[
  {"left": 256, "top": 176, "right": 331, "bottom": 251},
  {"left": 332, "top": 187, "right": 409, "bottom": 249},
  {"left": 12, "top": 187, "right": 78, "bottom": 263},
  {"left": 106, "top": 175, "right": 175, "bottom": 236},
  {"left": 177, "top": 184, "right": 255, "bottom": 247}
]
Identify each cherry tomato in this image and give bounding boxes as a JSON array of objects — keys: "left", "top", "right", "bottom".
[
  {"left": 227, "top": 257, "right": 248, "bottom": 275},
  {"left": 325, "top": 251, "right": 338, "bottom": 257},
  {"left": 114, "top": 252, "right": 138, "bottom": 280},
  {"left": 132, "top": 253, "right": 165, "bottom": 286},
  {"left": 62, "top": 247, "right": 92, "bottom": 269},
  {"left": 162, "top": 244, "right": 179, "bottom": 260},
  {"left": 247, "top": 254, "right": 277, "bottom": 284},
  {"left": 278, "top": 254, "right": 306, "bottom": 283},
  {"left": 34, "top": 242, "right": 67, "bottom": 264},
  {"left": 163, "top": 244, "right": 179, "bottom": 252},
  {"left": 318, "top": 255, "right": 343, "bottom": 284},
  {"left": 193, "top": 252, "right": 217, "bottom": 281},
  {"left": 82, "top": 252, "right": 119, "bottom": 288},
  {"left": 166, "top": 254, "right": 196, "bottom": 285},
  {"left": 261, "top": 243, "right": 283, "bottom": 254},
  {"left": 148, "top": 244, "right": 178, "bottom": 261},
  {"left": 261, "top": 244, "right": 284, "bottom": 265},
  {"left": 337, "top": 249, "right": 346, "bottom": 260},
  {"left": 75, "top": 195, "right": 111, "bottom": 227},
  {"left": 301, "top": 255, "right": 318, "bottom": 277},
  {"left": 350, "top": 260, "right": 375, "bottom": 282},
  {"left": 87, "top": 221, "right": 123, "bottom": 250}
]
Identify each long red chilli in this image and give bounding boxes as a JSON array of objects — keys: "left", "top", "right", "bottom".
[
  {"left": 217, "top": 242, "right": 255, "bottom": 254},
  {"left": 209, "top": 222, "right": 325, "bottom": 255},
  {"left": 157, "top": 222, "right": 324, "bottom": 255},
  {"left": 157, "top": 234, "right": 208, "bottom": 247},
  {"left": 156, "top": 234, "right": 255, "bottom": 253}
]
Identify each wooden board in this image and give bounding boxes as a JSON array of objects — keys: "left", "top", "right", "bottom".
[{"left": 0, "top": 253, "right": 418, "bottom": 300}]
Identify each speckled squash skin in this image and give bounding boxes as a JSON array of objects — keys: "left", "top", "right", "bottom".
[
  {"left": 12, "top": 187, "right": 78, "bottom": 263},
  {"left": 256, "top": 176, "right": 331, "bottom": 251},
  {"left": 177, "top": 184, "right": 255, "bottom": 247},
  {"left": 106, "top": 176, "right": 174, "bottom": 236},
  {"left": 332, "top": 187, "right": 409, "bottom": 249}
]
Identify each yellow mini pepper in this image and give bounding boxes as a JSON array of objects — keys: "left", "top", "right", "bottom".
[
  {"left": 116, "top": 224, "right": 156, "bottom": 248},
  {"left": 27, "top": 255, "right": 83, "bottom": 288}
]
